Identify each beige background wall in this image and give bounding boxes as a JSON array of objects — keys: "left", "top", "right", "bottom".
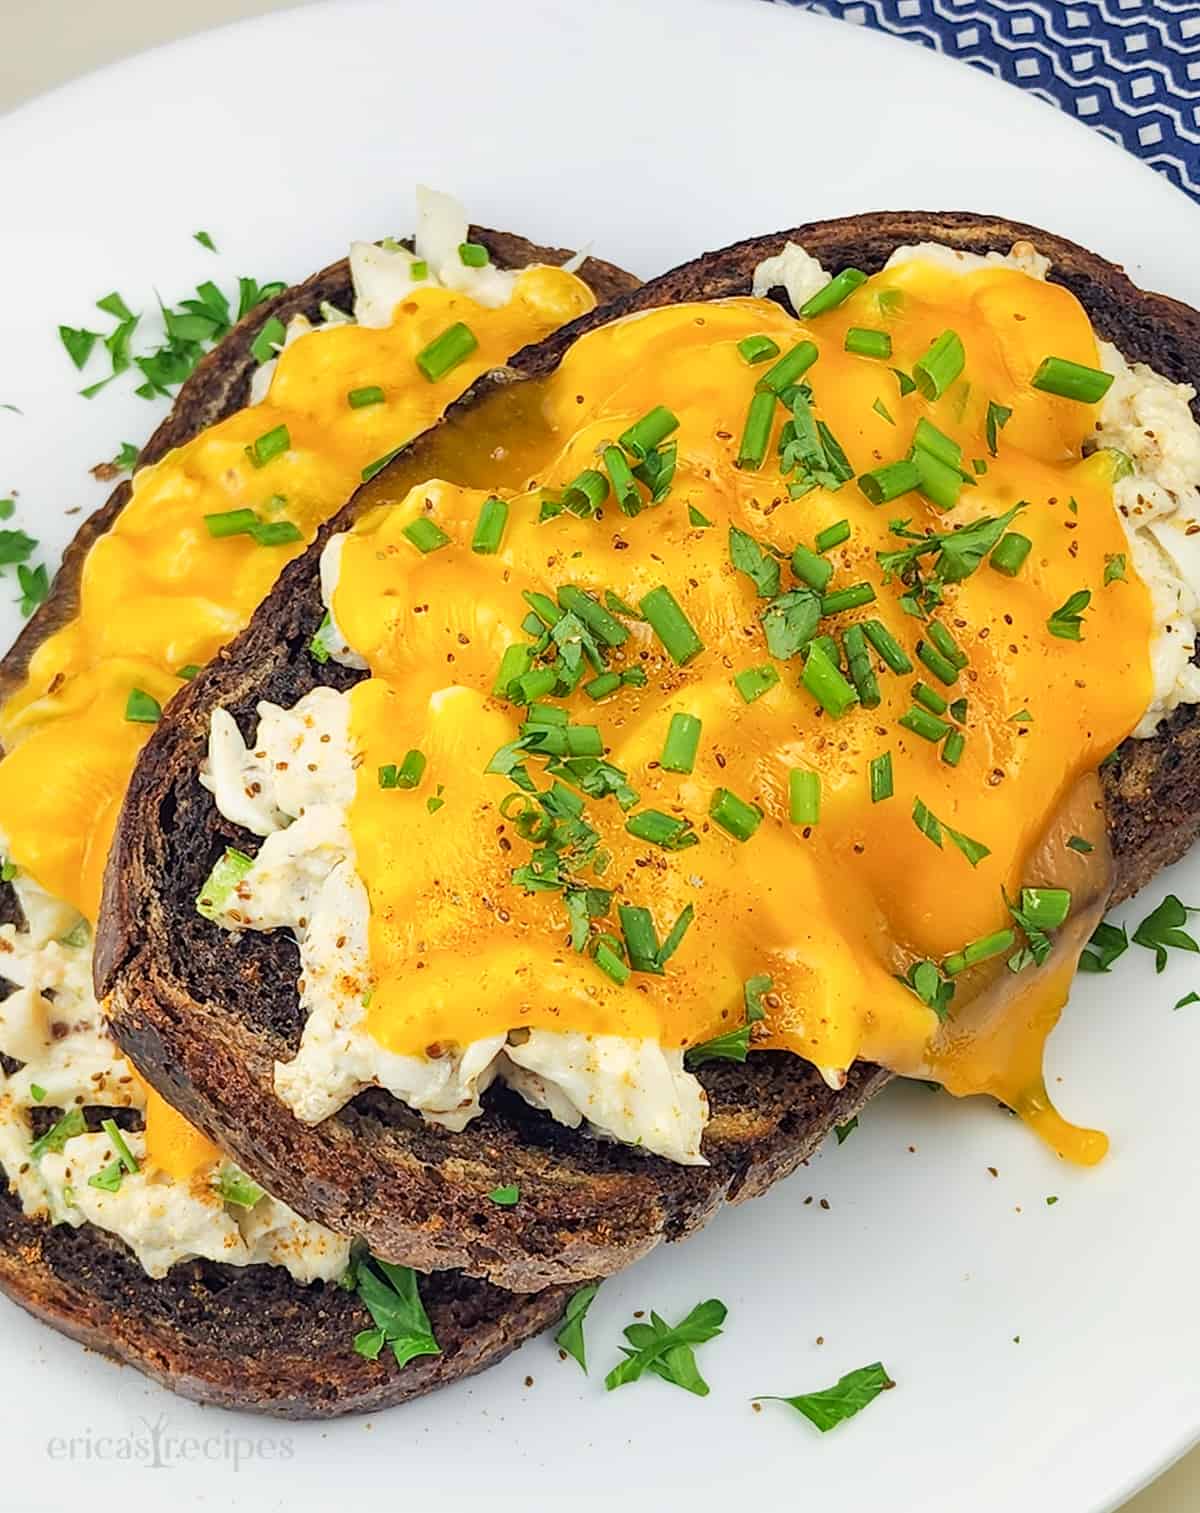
[{"left": 1, "top": 2, "right": 1196, "bottom": 1506}]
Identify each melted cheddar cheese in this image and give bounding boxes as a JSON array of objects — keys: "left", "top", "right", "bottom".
[{"left": 329, "top": 263, "right": 1153, "bottom": 1163}]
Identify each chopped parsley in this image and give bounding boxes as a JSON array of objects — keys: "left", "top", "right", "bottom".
[
  {"left": 1047, "top": 589, "right": 1091, "bottom": 641},
  {"left": 1132, "top": 894, "right": 1199, "bottom": 973},
  {"left": 17, "top": 563, "right": 49, "bottom": 617},
  {"left": 194, "top": 230, "right": 218, "bottom": 252},
  {"left": 605, "top": 1298, "right": 727, "bottom": 1395},
  {"left": 753, "top": 1361, "right": 895, "bottom": 1432},
  {"left": 555, "top": 1282, "right": 600, "bottom": 1373},
  {"left": 1078, "top": 920, "right": 1129, "bottom": 973},
  {"left": 352, "top": 1257, "right": 441, "bottom": 1369},
  {"left": 686, "top": 974, "right": 770, "bottom": 1066},
  {"left": 487, "top": 1184, "right": 520, "bottom": 1206}
]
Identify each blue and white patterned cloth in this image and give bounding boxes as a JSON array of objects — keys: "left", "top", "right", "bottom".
[{"left": 777, "top": 1, "right": 1200, "bottom": 202}]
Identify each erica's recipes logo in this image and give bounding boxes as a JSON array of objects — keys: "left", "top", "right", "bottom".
[{"left": 45, "top": 1414, "right": 295, "bottom": 1470}]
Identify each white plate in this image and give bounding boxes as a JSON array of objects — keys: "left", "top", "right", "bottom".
[{"left": 2, "top": 2, "right": 1199, "bottom": 1509}]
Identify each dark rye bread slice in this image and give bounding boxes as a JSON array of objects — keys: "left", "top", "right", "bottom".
[
  {"left": 99, "top": 211, "right": 1200, "bottom": 1294},
  {"left": 0, "top": 228, "right": 635, "bottom": 1413}
]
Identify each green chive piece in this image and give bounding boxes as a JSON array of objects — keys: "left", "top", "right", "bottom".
[
  {"left": 1020, "top": 887, "right": 1072, "bottom": 930},
  {"left": 802, "top": 641, "right": 859, "bottom": 718},
  {"left": 416, "top": 321, "right": 478, "bottom": 382},
  {"left": 789, "top": 768, "right": 820, "bottom": 825},
  {"left": 912, "top": 418, "right": 962, "bottom": 470},
  {"left": 899, "top": 705, "right": 951, "bottom": 743},
  {"left": 738, "top": 334, "right": 780, "bottom": 365},
  {"left": 101, "top": 1117, "right": 139, "bottom": 1175},
  {"left": 949, "top": 697, "right": 968, "bottom": 723},
  {"left": 1031, "top": 356, "right": 1114, "bottom": 404},
  {"left": 249, "top": 520, "right": 303, "bottom": 547},
  {"left": 177, "top": 664, "right": 201, "bottom": 681},
  {"left": 523, "top": 590, "right": 560, "bottom": 628},
  {"left": 493, "top": 643, "right": 533, "bottom": 699},
  {"left": 361, "top": 445, "right": 403, "bottom": 482},
  {"left": 858, "top": 459, "right": 921, "bottom": 506},
  {"left": 757, "top": 340, "right": 819, "bottom": 395},
  {"left": 815, "top": 520, "right": 851, "bottom": 554},
  {"left": 791, "top": 544, "right": 834, "bottom": 593},
  {"left": 820, "top": 582, "right": 876, "bottom": 617},
  {"left": 402, "top": 517, "right": 451, "bottom": 554},
  {"left": 471, "top": 496, "right": 509, "bottom": 555},
  {"left": 348, "top": 385, "right": 385, "bottom": 409},
  {"left": 842, "top": 624, "right": 880, "bottom": 709},
  {"left": 862, "top": 619, "right": 913, "bottom": 674},
  {"left": 917, "top": 639, "right": 960, "bottom": 686},
  {"left": 709, "top": 787, "right": 763, "bottom": 842},
  {"left": 639, "top": 585, "right": 704, "bottom": 665},
  {"left": 557, "top": 585, "right": 629, "bottom": 647},
  {"left": 562, "top": 468, "right": 610, "bottom": 516},
  {"left": 603, "top": 444, "right": 643, "bottom": 516},
  {"left": 661, "top": 713, "right": 702, "bottom": 774},
  {"left": 378, "top": 750, "right": 426, "bottom": 790},
  {"left": 799, "top": 268, "right": 867, "bottom": 318},
  {"left": 912, "top": 680, "right": 948, "bottom": 716},
  {"left": 125, "top": 688, "right": 161, "bottom": 724},
  {"left": 927, "top": 620, "right": 967, "bottom": 669},
  {"left": 584, "top": 671, "right": 622, "bottom": 701},
  {"left": 844, "top": 327, "right": 892, "bottom": 360},
  {"left": 245, "top": 423, "right": 290, "bottom": 468},
  {"left": 410, "top": 259, "right": 428, "bottom": 280},
  {"left": 204, "top": 507, "right": 258, "bottom": 538},
  {"left": 624, "top": 810, "right": 698, "bottom": 851},
  {"left": 619, "top": 405, "right": 679, "bottom": 461},
  {"left": 912, "top": 445, "right": 963, "bottom": 511},
  {"left": 736, "top": 390, "right": 777, "bottom": 470},
  {"left": 593, "top": 940, "right": 630, "bottom": 985},
  {"left": 990, "top": 532, "right": 1032, "bottom": 577},
  {"left": 873, "top": 397, "right": 896, "bottom": 426},
  {"left": 941, "top": 729, "right": 966, "bottom": 767},
  {"left": 196, "top": 846, "right": 254, "bottom": 922},
  {"left": 912, "top": 330, "right": 966, "bottom": 401},
  {"left": 869, "top": 751, "right": 894, "bottom": 803},
  {"left": 619, "top": 905, "right": 662, "bottom": 973},
  {"left": 734, "top": 664, "right": 780, "bottom": 704},
  {"left": 458, "top": 241, "right": 489, "bottom": 268},
  {"left": 944, "top": 928, "right": 1017, "bottom": 976}
]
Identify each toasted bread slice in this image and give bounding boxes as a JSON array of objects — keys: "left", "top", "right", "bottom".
[
  {"left": 0, "top": 227, "right": 635, "bottom": 1413},
  {"left": 99, "top": 211, "right": 1200, "bottom": 1294}
]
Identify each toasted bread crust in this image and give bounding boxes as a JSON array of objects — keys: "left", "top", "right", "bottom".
[
  {"left": 0, "top": 228, "right": 635, "bottom": 1412},
  {"left": 100, "top": 210, "right": 1200, "bottom": 1293}
]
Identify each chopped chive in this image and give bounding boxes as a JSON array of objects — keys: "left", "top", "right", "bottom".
[
  {"left": 942, "top": 729, "right": 966, "bottom": 766},
  {"left": 245, "top": 424, "right": 290, "bottom": 468},
  {"left": 789, "top": 768, "right": 820, "bottom": 825},
  {"left": 562, "top": 468, "right": 610, "bottom": 516},
  {"left": 912, "top": 418, "right": 962, "bottom": 470},
  {"left": 972, "top": 458, "right": 988, "bottom": 475},
  {"left": 361, "top": 445, "right": 403, "bottom": 482},
  {"left": 625, "top": 809, "right": 698, "bottom": 851},
  {"left": 916, "top": 639, "right": 960, "bottom": 686},
  {"left": 125, "top": 688, "right": 161, "bottom": 724},
  {"left": 738, "top": 334, "right": 780, "bottom": 365},
  {"left": 927, "top": 620, "right": 967, "bottom": 669},
  {"left": 661, "top": 713, "right": 702, "bottom": 774},
  {"left": 844, "top": 327, "right": 892, "bottom": 360},
  {"left": 348, "top": 385, "right": 385, "bottom": 409},
  {"left": 757, "top": 340, "right": 819, "bottom": 396},
  {"left": 458, "top": 241, "right": 489, "bottom": 267},
  {"left": 802, "top": 641, "right": 859, "bottom": 718},
  {"left": 985, "top": 400, "right": 1012, "bottom": 456},
  {"left": 378, "top": 750, "right": 426, "bottom": 789},
  {"left": 205, "top": 507, "right": 258, "bottom": 538},
  {"left": 736, "top": 390, "right": 777, "bottom": 470},
  {"left": 408, "top": 260, "right": 428, "bottom": 279},
  {"left": 584, "top": 671, "right": 622, "bottom": 701},
  {"left": 593, "top": 940, "right": 630, "bottom": 985},
  {"left": 1031, "top": 356, "right": 1114, "bottom": 404},
  {"left": 402, "top": 517, "right": 451, "bottom": 554},
  {"left": 799, "top": 268, "right": 867, "bottom": 317},
  {"left": 734, "top": 663, "right": 780, "bottom": 704},
  {"left": 493, "top": 643, "right": 533, "bottom": 698},
  {"left": 603, "top": 445, "right": 643, "bottom": 516},
  {"left": 709, "top": 786, "right": 763, "bottom": 841},
  {"left": 523, "top": 589, "right": 560, "bottom": 628},
  {"left": 657, "top": 903, "right": 695, "bottom": 966},
  {"left": 639, "top": 585, "right": 704, "bottom": 665},
  {"left": 177, "top": 664, "right": 201, "bottom": 680},
  {"left": 622, "top": 667, "right": 647, "bottom": 687},
  {"left": 872, "top": 397, "right": 895, "bottom": 426},
  {"left": 791, "top": 544, "right": 834, "bottom": 593},
  {"left": 912, "top": 445, "right": 962, "bottom": 511},
  {"left": 195, "top": 846, "right": 254, "bottom": 922},
  {"left": 557, "top": 585, "right": 629, "bottom": 647},
  {"left": 949, "top": 697, "right": 968, "bottom": 723},
  {"left": 843, "top": 624, "right": 880, "bottom": 709},
  {"left": 861, "top": 619, "right": 912, "bottom": 674},
  {"left": 250, "top": 316, "right": 286, "bottom": 365},
  {"left": 944, "top": 928, "right": 1017, "bottom": 976},
  {"left": 815, "top": 519, "right": 851, "bottom": 553},
  {"left": 527, "top": 703, "right": 568, "bottom": 726},
  {"left": 990, "top": 532, "right": 1032, "bottom": 577},
  {"left": 101, "top": 1117, "right": 139, "bottom": 1175},
  {"left": 619, "top": 406, "right": 679, "bottom": 460},
  {"left": 249, "top": 520, "right": 303, "bottom": 547},
  {"left": 899, "top": 705, "right": 951, "bottom": 743},
  {"left": 416, "top": 321, "right": 478, "bottom": 382},
  {"left": 509, "top": 668, "right": 557, "bottom": 704},
  {"left": 619, "top": 905, "right": 662, "bottom": 973},
  {"left": 1020, "top": 887, "right": 1072, "bottom": 930},
  {"left": 892, "top": 367, "right": 918, "bottom": 397},
  {"left": 912, "top": 680, "right": 948, "bottom": 715},
  {"left": 912, "top": 330, "right": 965, "bottom": 401},
  {"left": 869, "top": 751, "right": 894, "bottom": 803},
  {"left": 820, "top": 582, "right": 876, "bottom": 617},
  {"left": 858, "top": 459, "right": 920, "bottom": 506},
  {"left": 471, "top": 496, "right": 509, "bottom": 555},
  {"left": 1067, "top": 835, "right": 1095, "bottom": 855}
]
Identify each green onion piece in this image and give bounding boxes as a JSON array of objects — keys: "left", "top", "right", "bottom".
[
  {"left": 791, "top": 544, "right": 834, "bottom": 592},
  {"left": 361, "top": 445, "right": 403, "bottom": 482},
  {"left": 204, "top": 507, "right": 258, "bottom": 538},
  {"left": 789, "top": 768, "right": 820, "bottom": 825},
  {"left": 177, "top": 664, "right": 201, "bottom": 680},
  {"left": 842, "top": 624, "right": 880, "bottom": 709},
  {"left": 800, "top": 268, "right": 867, "bottom": 318},
  {"left": 815, "top": 519, "right": 851, "bottom": 553},
  {"left": 625, "top": 809, "right": 698, "bottom": 851},
  {"left": 527, "top": 702, "right": 568, "bottom": 726},
  {"left": 492, "top": 643, "right": 533, "bottom": 698},
  {"left": 509, "top": 668, "right": 558, "bottom": 704},
  {"left": 917, "top": 639, "right": 960, "bottom": 686},
  {"left": 949, "top": 697, "right": 968, "bottom": 723},
  {"left": 862, "top": 618, "right": 912, "bottom": 673},
  {"left": 990, "top": 532, "right": 1032, "bottom": 577},
  {"left": 348, "top": 385, "right": 385, "bottom": 409},
  {"left": 912, "top": 445, "right": 963, "bottom": 511},
  {"left": 802, "top": 641, "right": 859, "bottom": 718},
  {"left": 661, "top": 713, "right": 702, "bottom": 774},
  {"left": 942, "top": 729, "right": 966, "bottom": 766},
  {"left": 619, "top": 405, "right": 679, "bottom": 460},
  {"left": 756, "top": 340, "right": 819, "bottom": 396},
  {"left": 562, "top": 468, "right": 610, "bottom": 516},
  {"left": 820, "top": 582, "right": 876, "bottom": 617},
  {"left": 249, "top": 520, "right": 303, "bottom": 547},
  {"left": 196, "top": 846, "right": 254, "bottom": 922},
  {"left": 869, "top": 751, "right": 894, "bottom": 803},
  {"left": 1020, "top": 886, "right": 1072, "bottom": 930},
  {"left": 912, "top": 680, "right": 948, "bottom": 715},
  {"left": 738, "top": 334, "right": 780, "bottom": 365},
  {"left": 709, "top": 786, "right": 763, "bottom": 842},
  {"left": 584, "top": 671, "right": 622, "bottom": 701},
  {"left": 124, "top": 688, "right": 161, "bottom": 724},
  {"left": 736, "top": 390, "right": 777, "bottom": 471},
  {"left": 657, "top": 903, "right": 695, "bottom": 966},
  {"left": 245, "top": 423, "right": 290, "bottom": 468},
  {"left": 402, "top": 517, "right": 451, "bottom": 554},
  {"left": 409, "top": 259, "right": 428, "bottom": 280},
  {"left": 912, "top": 418, "right": 962, "bottom": 469},
  {"left": 471, "top": 496, "right": 509, "bottom": 555},
  {"left": 927, "top": 620, "right": 967, "bottom": 669},
  {"left": 593, "top": 940, "right": 631, "bottom": 985},
  {"left": 912, "top": 330, "right": 965, "bottom": 401},
  {"left": 101, "top": 1117, "right": 139, "bottom": 1175},
  {"left": 944, "top": 928, "right": 1017, "bottom": 976},
  {"left": 893, "top": 367, "right": 918, "bottom": 397},
  {"left": 416, "top": 321, "right": 478, "bottom": 382},
  {"left": 522, "top": 590, "right": 560, "bottom": 628},
  {"left": 858, "top": 459, "right": 921, "bottom": 506},
  {"left": 557, "top": 585, "right": 629, "bottom": 647},
  {"left": 458, "top": 241, "right": 489, "bottom": 267},
  {"left": 639, "top": 585, "right": 704, "bottom": 665},
  {"left": 873, "top": 397, "right": 896, "bottom": 426},
  {"left": 382, "top": 750, "right": 426, "bottom": 789},
  {"left": 844, "top": 327, "right": 892, "bottom": 360},
  {"left": 899, "top": 705, "right": 951, "bottom": 743},
  {"left": 619, "top": 905, "right": 663, "bottom": 974},
  {"left": 1031, "top": 356, "right": 1114, "bottom": 404},
  {"left": 603, "top": 445, "right": 643, "bottom": 516},
  {"left": 733, "top": 663, "right": 780, "bottom": 704},
  {"left": 621, "top": 667, "right": 647, "bottom": 686}
]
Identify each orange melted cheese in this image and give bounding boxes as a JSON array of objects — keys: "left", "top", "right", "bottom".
[
  {"left": 333, "top": 263, "right": 1152, "bottom": 1163},
  {"left": 0, "top": 265, "right": 594, "bottom": 1176}
]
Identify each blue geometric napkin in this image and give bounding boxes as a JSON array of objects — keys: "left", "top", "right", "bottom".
[{"left": 776, "top": 1, "right": 1199, "bottom": 202}]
